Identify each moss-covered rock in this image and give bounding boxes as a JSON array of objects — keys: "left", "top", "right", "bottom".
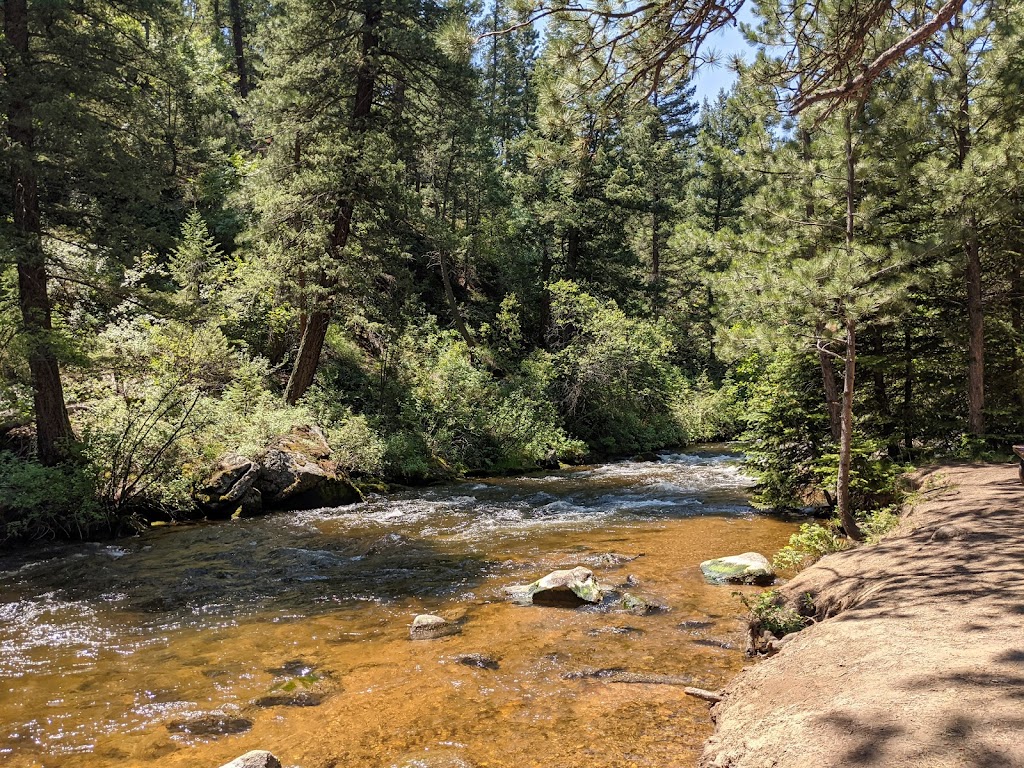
[
  {"left": 505, "top": 566, "right": 603, "bottom": 607},
  {"left": 700, "top": 552, "right": 775, "bottom": 586}
]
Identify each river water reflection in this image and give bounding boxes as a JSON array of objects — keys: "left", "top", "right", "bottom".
[{"left": 0, "top": 446, "right": 797, "bottom": 768}]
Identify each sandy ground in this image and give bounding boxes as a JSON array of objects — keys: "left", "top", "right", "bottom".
[{"left": 699, "top": 463, "right": 1024, "bottom": 768}]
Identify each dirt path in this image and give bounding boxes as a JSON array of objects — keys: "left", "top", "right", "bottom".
[{"left": 699, "top": 463, "right": 1024, "bottom": 768}]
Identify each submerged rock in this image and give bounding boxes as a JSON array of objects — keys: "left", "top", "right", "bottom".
[
  {"left": 583, "top": 552, "right": 645, "bottom": 568},
  {"left": 700, "top": 552, "right": 775, "bottom": 586},
  {"left": 561, "top": 668, "right": 694, "bottom": 685},
  {"left": 618, "top": 592, "right": 669, "bottom": 616},
  {"left": 453, "top": 653, "right": 500, "bottom": 670},
  {"left": 219, "top": 752, "right": 282, "bottom": 768},
  {"left": 253, "top": 692, "right": 323, "bottom": 708},
  {"left": 166, "top": 715, "right": 253, "bottom": 736},
  {"left": 410, "top": 614, "right": 461, "bottom": 640},
  {"left": 505, "top": 566, "right": 603, "bottom": 607},
  {"left": 586, "top": 625, "right": 645, "bottom": 637}
]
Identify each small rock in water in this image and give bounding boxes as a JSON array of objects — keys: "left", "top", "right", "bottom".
[
  {"left": 453, "top": 653, "right": 500, "bottom": 670},
  {"left": 504, "top": 566, "right": 603, "bottom": 607},
  {"left": 410, "top": 614, "right": 461, "bottom": 640},
  {"left": 254, "top": 692, "right": 323, "bottom": 708},
  {"left": 166, "top": 715, "right": 253, "bottom": 736},
  {"left": 583, "top": 552, "right": 645, "bottom": 568},
  {"left": 699, "top": 552, "right": 775, "bottom": 586},
  {"left": 586, "top": 625, "right": 645, "bottom": 637},
  {"left": 219, "top": 751, "right": 282, "bottom": 768},
  {"left": 561, "top": 668, "right": 693, "bottom": 685},
  {"left": 678, "top": 620, "right": 715, "bottom": 632},
  {"left": 266, "top": 659, "right": 317, "bottom": 677},
  {"left": 691, "top": 638, "right": 735, "bottom": 650},
  {"left": 618, "top": 592, "right": 669, "bottom": 616}
]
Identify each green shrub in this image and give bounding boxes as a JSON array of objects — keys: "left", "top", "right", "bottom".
[
  {"left": 0, "top": 452, "right": 115, "bottom": 542},
  {"left": 547, "top": 281, "right": 688, "bottom": 454},
  {"left": 738, "top": 589, "right": 810, "bottom": 636},
  {"left": 857, "top": 505, "right": 901, "bottom": 542},
  {"left": 773, "top": 520, "right": 849, "bottom": 570}
]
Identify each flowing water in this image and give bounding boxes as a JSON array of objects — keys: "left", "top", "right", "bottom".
[{"left": 0, "top": 447, "right": 797, "bottom": 768}]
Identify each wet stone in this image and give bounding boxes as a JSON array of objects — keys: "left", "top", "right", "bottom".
[
  {"left": 678, "top": 620, "right": 715, "bottom": 631},
  {"left": 266, "top": 659, "right": 317, "bottom": 677},
  {"left": 691, "top": 638, "right": 736, "bottom": 650},
  {"left": 253, "top": 692, "right": 323, "bottom": 708},
  {"left": 167, "top": 715, "right": 253, "bottom": 736},
  {"left": 410, "top": 614, "right": 461, "bottom": 640},
  {"left": 453, "top": 653, "right": 500, "bottom": 670},
  {"left": 219, "top": 751, "right": 282, "bottom": 768},
  {"left": 586, "top": 625, "right": 646, "bottom": 637}
]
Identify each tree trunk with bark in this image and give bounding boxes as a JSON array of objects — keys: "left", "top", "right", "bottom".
[
  {"left": 837, "top": 316, "right": 863, "bottom": 540},
  {"left": 284, "top": 3, "right": 378, "bottom": 405},
  {"left": 229, "top": 0, "right": 249, "bottom": 98},
  {"left": 5, "top": 0, "right": 77, "bottom": 465},
  {"left": 836, "top": 110, "right": 863, "bottom": 540}
]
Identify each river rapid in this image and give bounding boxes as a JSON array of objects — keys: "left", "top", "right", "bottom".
[{"left": 0, "top": 447, "right": 797, "bottom": 768}]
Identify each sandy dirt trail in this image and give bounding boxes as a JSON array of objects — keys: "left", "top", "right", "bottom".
[{"left": 700, "top": 463, "right": 1024, "bottom": 768}]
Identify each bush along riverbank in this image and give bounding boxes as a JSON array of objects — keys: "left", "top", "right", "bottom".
[
  {"left": 699, "top": 462, "right": 1024, "bottom": 768},
  {"left": 0, "top": 294, "right": 744, "bottom": 545}
]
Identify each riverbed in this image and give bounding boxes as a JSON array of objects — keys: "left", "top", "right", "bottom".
[{"left": 0, "top": 447, "right": 797, "bottom": 768}]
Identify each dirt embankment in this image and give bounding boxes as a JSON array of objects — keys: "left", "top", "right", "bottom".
[{"left": 700, "top": 463, "right": 1024, "bottom": 768}]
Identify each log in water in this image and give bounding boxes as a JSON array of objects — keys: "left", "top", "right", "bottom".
[{"left": 0, "top": 447, "right": 797, "bottom": 768}]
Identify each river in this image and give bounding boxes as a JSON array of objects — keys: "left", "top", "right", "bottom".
[{"left": 0, "top": 446, "right": 797, "bottom": 768}]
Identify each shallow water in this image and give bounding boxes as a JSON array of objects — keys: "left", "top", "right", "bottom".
[{"left": 0, "top": 447, "right": 796, "bottom": 768}]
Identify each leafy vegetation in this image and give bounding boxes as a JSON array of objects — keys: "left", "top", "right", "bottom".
[{"left": 3, "top": 0, "right": 1024, "bottom": 542}]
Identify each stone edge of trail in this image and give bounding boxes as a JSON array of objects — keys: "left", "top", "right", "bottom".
[{"left": 698, "top": 463, "right": 1024, "bottom": 768}]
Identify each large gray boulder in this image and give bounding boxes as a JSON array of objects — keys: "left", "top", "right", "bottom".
[
  {"left": 218, "top": 752, "right": 282, "bottom": 768},
  {"left": 505, "top": 566, "right": 603, "bottom": 607},
  {"left": 195, "top": 426, "right": 363, "bottom": 517},
  {"left": 700, "top": 552, "right": 775, "bottom": 586}
]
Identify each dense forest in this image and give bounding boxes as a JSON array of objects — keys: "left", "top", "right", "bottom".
[{"left": 2, "top": 0, "right": 1023, "bottom": 543}]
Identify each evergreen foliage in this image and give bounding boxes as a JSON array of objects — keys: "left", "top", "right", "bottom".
[{"left": 3, "top": 0, "right": 1024, "bottom": 541}]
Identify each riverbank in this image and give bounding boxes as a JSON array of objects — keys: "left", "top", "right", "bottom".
[{"left": 699, "top": 462, "right": 1024, "bottom": 768}]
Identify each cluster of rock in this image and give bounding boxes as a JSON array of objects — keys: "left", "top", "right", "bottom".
[{"left": 194, "top": 426, "right": 362, "bottom": 518}]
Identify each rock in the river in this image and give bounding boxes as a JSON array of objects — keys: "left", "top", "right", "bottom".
[
  {"left": 166, "top": 715, "right": 253, "bottom": 736},
  {"left": 454, "top": 653, "right": 500, "bottom": 670},
  {"left": 561, "top": 668, "right": 694, "bottom": 685},
  {"left": 255, "top": 426, "right": 363, "bottom": 510},
  {"left": 194, "top": 426, "right": 363, "bottom": 517},
  {"left": 505, "top": 566, "right": 603, "bottom": 607},
  {"left": 219, "top": 751, "right": 282, "bottom": 768},
  {"left": 618, "top": 592, "right": 669, "bottom": 616},
  {"left": 583, "top": 552, "right": 644, "bottom": 568},
  {"left": 253, "top": 692, "right": 323, "bottom": 708},
  {"left": 410, "top": 614, "right": 461, "bottom": 640},
  {"left": 699, "top": 552, "right": 775, "bottom": 586}
]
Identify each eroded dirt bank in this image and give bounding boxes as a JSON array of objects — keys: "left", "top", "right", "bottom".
[{"left": 700, "top": 463, "right": 1024, "bottom": 768}]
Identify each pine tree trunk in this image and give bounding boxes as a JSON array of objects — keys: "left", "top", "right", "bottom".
[
  {"left": 837, "top": 317, "right": 863, "bottom": 540},
  {"left": 902, "top": 329, "right": 915, "bottom": 456},
  {"left": 817, "top": 325, "right": 842, "bottom": 441},
  {"left": 439, "top": 250, "right": 475, "bottom": 348},
  {"left": 229, "top": 0, "right": 249, "bottom": 98},
  {"left": 284, "top": 2, "right": 378, "bottom": 404},
  {"left": 566, "top": 227, "right": 579, "bottom": 279},
  {"left": 965, "top": 221, "right": 985, "bottom": 436},
  {"left": 284, "top": 311, "right": 329, "bottom": 405},
  {"left": 837, "top": 110, "right": 862, "bottom": 540},
  {"left": 5, "top": 0, "right": 76, "bottom": 465},
  {"left": 802, "top": 126, "right": 841, "bottom": 440},
  {"left": 953, "top": 16, "right": 984, "bottom": 437}
]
